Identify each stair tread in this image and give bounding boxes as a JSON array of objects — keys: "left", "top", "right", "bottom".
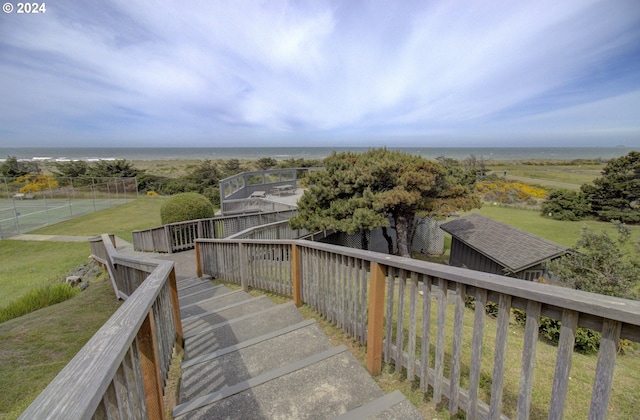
[
  {"left": 183, "top": 302, "right": 304, "bottom": 360},
  {"left": 180, "top": 321, "right": 332, "bottom": 401},
  {"left": 333, "top": 390, "right": 424, "bottom": 420},
  {"left": 182, "top": 296, "right": 277, "bottom": 334},
  {"left": 175, "top": 346, "right": 386, "bottom": 419}
]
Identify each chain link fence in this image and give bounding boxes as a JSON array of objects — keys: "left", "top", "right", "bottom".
[
  {"left": 0, "top": 176, "right": 137, "bottom": 238},
  {"left": 319, "top": 216, "right": 445, "bottom": 256}
]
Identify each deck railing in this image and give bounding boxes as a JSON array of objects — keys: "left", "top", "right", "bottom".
[
  {"left": 132, "top": 209, "right": 298, "bottom": 253},
  {"left": 227, "top": 219, "right": 313, "bottom": 240},
  {"left": 195, "top": 237, "right": 640, "bottom": 419},
  {"left": 21, "top": 234, "right": 183, "bottom": 419}
]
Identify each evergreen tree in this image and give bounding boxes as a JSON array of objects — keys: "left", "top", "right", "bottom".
[
  {"left": 581, "top": 151, "right": 640, "bottom": 223},
  {"left": 547, "top": 222, "right": 639, "bottom": 299},
  {"left": 290, "top": 148, "right": 481, "bottom": 257}
]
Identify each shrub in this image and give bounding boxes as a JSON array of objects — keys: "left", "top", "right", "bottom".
[
  {"left": 0, "top": 283, "right": 80, "bottom": 322},
  {"left": 541, "top": 189, "right": 589, "bottom": 221},
  {"left": 475, "top": 180, "right": 547, "bottom": 205},
  {"left": 160, "top": 192, "right": 216, "bottom": 224}
]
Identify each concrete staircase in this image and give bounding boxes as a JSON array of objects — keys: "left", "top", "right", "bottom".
[{"left": 172, "top": 276, "right": 424, "bottom": 420}]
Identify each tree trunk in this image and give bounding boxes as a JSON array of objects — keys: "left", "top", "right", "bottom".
[
  {"left": 381, "top": 226, "right": 394, "bottom": 255},
  {"left": 395, "top": 214, "right": 412, "bottom": 258},
  {"left": 360, "top": 229, "right": 369, "bottom": 250}
]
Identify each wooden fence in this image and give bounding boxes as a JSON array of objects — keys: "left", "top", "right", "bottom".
[
  {"left": 196, "top": 238, "right": 640, "bottom": 419},
  {"left": 20, "top": 234, "right": 183, "bottom": 419},
  {"left": 131, "top": 209, "right": 298, "bottom": 253}
]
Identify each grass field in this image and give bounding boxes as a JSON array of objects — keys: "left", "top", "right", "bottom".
[
  {"left": 0, "top": 276, "right": 120, "bottom": 419},
  {"left": 30, "top": 196, "right": 167, "bottom": 242},
  {"left": 488, "top": 163, "right": 604, "bottom": 188},
  {"left": 473, "top": 205, "right": 640, "bottom": 248}
]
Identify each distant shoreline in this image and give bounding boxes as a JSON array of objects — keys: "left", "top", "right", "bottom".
[{"left": 0, "top": 146, "right": 636, "bottom": 163}]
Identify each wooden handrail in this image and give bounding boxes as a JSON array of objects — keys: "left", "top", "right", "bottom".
[
  {"left": 195, "top": 237, "right": 640, "bottom": 419},
  {"left": 21, "top": 235, "right": 182, "bottom": 419}
]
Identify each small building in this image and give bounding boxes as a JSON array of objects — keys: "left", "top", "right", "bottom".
[{"left": 440, "top": 213, "right": 570, "bottom": 281}]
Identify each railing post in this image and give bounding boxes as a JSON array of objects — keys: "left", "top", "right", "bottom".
[
  {"left": 291, "top": 243, "right": 302, "bottom": 307},
  {"left": 195, "top": 241, "right": 203, "bottom": 278},
  {"left": 137, "top": 310, "right": 166, "bottom": 420},
  {"left": 366, "top": 261, "right": 387, "bottom": 376},
  {"left": 169, "top": 267, "right": 184, "bottom": 353},
  {"left": 239, "top": 242, "right": 249, "bottom": 291},
  {"left": 164, "top": 225, "right": 173, "bottom": 254}
]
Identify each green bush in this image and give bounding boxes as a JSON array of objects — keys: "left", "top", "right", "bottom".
[
  {"left": 160, "top": 192, "right": 216, "bottom": 224},
  {"left": 0, "top": 283, "right": 80, "bottom": 322},
  {"left": 541, "top": 189, "right": 589, "bottom": 221},
  {"left": 512, "top": 309, "right": 634, "bottom": 355}
]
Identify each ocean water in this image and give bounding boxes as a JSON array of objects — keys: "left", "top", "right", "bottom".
[{"left": 0, "top": 146, "right": 636, "bottom": 162}]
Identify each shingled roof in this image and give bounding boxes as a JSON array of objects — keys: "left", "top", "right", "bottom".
[{"left": 440, "top": 213, "right": 570, "bottom": 273}]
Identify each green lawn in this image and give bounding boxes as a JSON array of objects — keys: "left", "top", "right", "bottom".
[
  {"left": 488, "top": 164, "right": 604, "bottom": 187},
  {"left": 472, "top": 205, "right": 640, "bottom": 248},
  {"left": 0, "top": 276, "right": 120, "bottom": 419},
  {"left": 31, "top": 196, "right": 167, "bottom": 242},
  {"left": 0, "top": 241, "right": 90, "bottom": 306}
]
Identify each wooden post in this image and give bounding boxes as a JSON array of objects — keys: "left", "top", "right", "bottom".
[
  {"left": 239, "top": 243, "right": 249, "bottom": 291},
  {"left": 195, "top": 241, "right": 203, "bottom": 278},
  {"left": 291, "top": 244, "right": 302, "bottom": 307},
  {"left": 137, "top": 310, "right": 165, "bottom": 420},
  {"left": 366, "top": 261, "right": 386, "bottom": 376},
  {"left": 589, "top": 319, "right": 621, "bottom": 419},
  {"left": 169, "top": 267, "right": 184, "bottom": 353}
]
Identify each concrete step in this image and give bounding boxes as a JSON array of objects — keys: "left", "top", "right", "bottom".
[
  {"left": 173, "top": 345, "right": 388, "bottom": 419},
  {"left": 178, "top": 284, "right": 233, "bottom": 307},
  {"left": 182, "top": 296, "right": 277, "bottom": 334},
  {"left": 183, "top": 302, "right": 304, "bottom": 360},
  {"left": 176, "top": 279, "right": 217, "bottom": 296},
  {"left": 180, "top": 289, "right": 250, "bottom": 319},
  {"left": 333, "top": 390, "right": 424, "bottom": 420},
  {"left": 180, "top": 319, "right": 332, "bottom": 401},
  {"left": 176, "top": 277, "right": 209, "bottom": 290}
]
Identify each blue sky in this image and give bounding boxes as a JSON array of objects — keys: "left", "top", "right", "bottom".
[{"left": 1, "top": 0, "right": 639, "bottom": 148}]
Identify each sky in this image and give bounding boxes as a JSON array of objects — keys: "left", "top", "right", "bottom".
[{"left": 1, "top": 0, "right": 639, "bottom": 148}]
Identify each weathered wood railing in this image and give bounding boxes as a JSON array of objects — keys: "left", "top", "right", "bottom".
[
  {"left": 195, "top": 238, "right": 640, "bottom": 419},
  {"left": 221, "top": 197, "right": 297, "bottom": 215},
  {"left": 132, "top": 209, "right": 297, "bottom": 253},
  {"left": 21, "top": 234, "right": 183, "bottom": 419},
  {"left": 227, "top": 219, "right": 312, "bottom": 240}
]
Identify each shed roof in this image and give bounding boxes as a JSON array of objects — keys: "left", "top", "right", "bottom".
[{"left": 440, "top": 213, "right": 570, "bottom": 273}]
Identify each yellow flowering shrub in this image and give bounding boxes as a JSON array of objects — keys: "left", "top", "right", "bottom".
[
  {"left": 16, "top": 174, "right": 58, "bottom": 193},
  {"left": 475, "top": 180, "right": 548, "bottom": 204}
]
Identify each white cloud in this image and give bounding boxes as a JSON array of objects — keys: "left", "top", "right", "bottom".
[{"left": 0, "top": 0, "right": 639, "bottom": 147}]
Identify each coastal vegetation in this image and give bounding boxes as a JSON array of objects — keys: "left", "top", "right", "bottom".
[{"left": 290, "top": 149, "right": 481, "bottom": 257}]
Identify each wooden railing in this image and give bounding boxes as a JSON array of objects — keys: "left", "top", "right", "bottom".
[
  {"left": 20, "top": 234, "right": 183, "bottom": 419},
  {"left": 227, "top": 219, "right": 312, "bottom": 240},
  {"left": 132, "top": 209, "right": 298, "bottom": 253},
  {"left": 195, "top": 238, "right": 640, "bottom": 419},
  {"left": 221, "top": 197, "right": 297, "bottom": 215}
]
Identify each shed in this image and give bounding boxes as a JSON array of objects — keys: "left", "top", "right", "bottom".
[{"left": 440, "top": 213, "right": 570, "bottom": 280}]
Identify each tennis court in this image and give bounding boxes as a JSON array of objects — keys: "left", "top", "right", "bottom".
[
  {"left": 1, "top": 176, "right": 137, "bottom": 238},
  {"left": 0, "top": 197, "right": 132, "bottom": 238}
]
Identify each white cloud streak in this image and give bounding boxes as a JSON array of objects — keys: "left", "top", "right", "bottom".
[{"left": 0, "top": 0, "right": 639, "bottom": 146}]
